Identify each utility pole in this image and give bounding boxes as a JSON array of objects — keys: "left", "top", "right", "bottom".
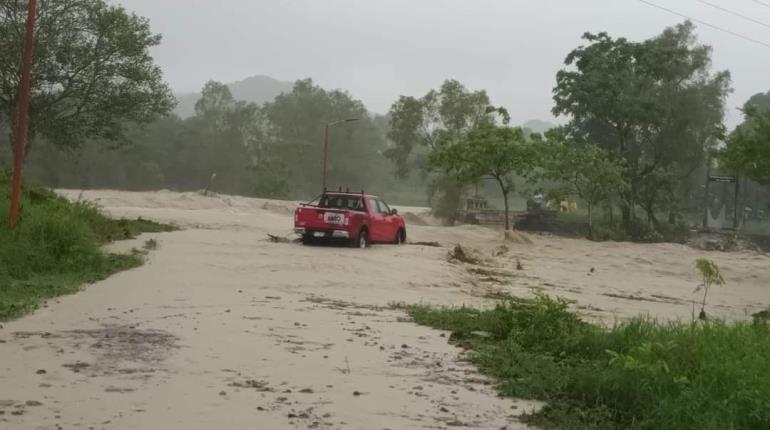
[
  {"left": 322, "top": 118, "right": 360, "bottom": 191},
  {"left": 702, "top": 156, "right": 711, "bottom": 230},
  {"left": 8, "top": 0, "right": 38, "bottom": 228},
  {"left": 733, "top": 175, "right": 740, "bottom": 229}
]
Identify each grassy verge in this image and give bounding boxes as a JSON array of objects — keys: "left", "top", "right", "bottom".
[
  {"left": 407, "top": 294, "right": 770, "bottom": 429},
  {"left": 0, "top": 174, "right": 176, "bottom": 320}
]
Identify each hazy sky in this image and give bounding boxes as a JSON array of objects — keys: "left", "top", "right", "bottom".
[{"left": 117, "top": 0, "right": 770, "bottom": 127}]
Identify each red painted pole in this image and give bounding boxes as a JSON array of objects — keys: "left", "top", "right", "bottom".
[{"left": 8, "top": 0, "right": 37, "bottom": 228}]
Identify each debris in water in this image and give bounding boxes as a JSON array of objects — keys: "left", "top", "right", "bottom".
[
  {"left": 409, "top": 241, "right": 441, "bottom": 247},
  {"left": 449, "top": 244, "right": 482, "bottom": 264}
]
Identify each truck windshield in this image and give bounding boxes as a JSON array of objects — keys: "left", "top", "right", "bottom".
[{"left": 320, "top": 195, "right": 365, "bottom": 211}]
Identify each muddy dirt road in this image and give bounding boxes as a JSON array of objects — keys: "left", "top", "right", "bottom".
[{"left": 1, "top": 190, "right": 768, "bottom": 429}]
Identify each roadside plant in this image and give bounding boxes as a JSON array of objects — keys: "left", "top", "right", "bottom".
[{"left": 694, "top": 259, "right": 725, "bottom": 320}]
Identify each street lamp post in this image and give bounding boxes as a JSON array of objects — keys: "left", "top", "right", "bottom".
[{"left": 322, "top": 118, "right": 360, "bottom": 190}]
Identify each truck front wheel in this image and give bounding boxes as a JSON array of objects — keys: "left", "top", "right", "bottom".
[{"left": 394, "top": 228, "right": 406, "bottom": 245}]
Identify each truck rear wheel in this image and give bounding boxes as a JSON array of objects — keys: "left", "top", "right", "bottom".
[{"left": 355, "top": 230, "right": 369, "bottom": 249}]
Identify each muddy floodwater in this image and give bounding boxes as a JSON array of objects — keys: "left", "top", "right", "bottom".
[{"left": 1, "top": 190, "right": 767, "bottom": 429}]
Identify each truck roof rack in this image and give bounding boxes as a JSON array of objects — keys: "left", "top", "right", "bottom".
[{"left": 318, "top": 187, "right": 366, "bottom": 196}]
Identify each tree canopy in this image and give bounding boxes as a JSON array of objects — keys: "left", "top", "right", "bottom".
[
  {"left": 386, "top": 79, "right": 499, "bottom": 178},
  {"left": 0, "top": 0, "right": 174, "bottom": 149},
  {"left": 6, "top": 78, "right": 411, "bottom": 202},
  {"left": 538, "top": 132, "right": 628, "bottom": 233},
  {"left": 386, "top": 79, "right": 505, "bottom": 223},
  {"left": 721, "top": 92, "right": 770, "bottom": 185},
  {"left": 722, "top": 112, "right": 770, "bottom": 185},
  {"left": 553, "top": 21, "right": 730, "bottom": 231},
  {"left": 430, "top": 124, "right": 534, "bottom": 229},
  {"left": 263, "top": 78, "right": 391, "bottom": 197}
]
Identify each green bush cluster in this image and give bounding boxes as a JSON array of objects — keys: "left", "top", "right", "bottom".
[
  {"left": 408, "top": 295, "right": 770, "bottom": 429},
  {"left": 0, "top": 172, "right": 174, "bottom": 319}
]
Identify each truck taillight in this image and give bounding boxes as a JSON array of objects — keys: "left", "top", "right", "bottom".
[{"left": 344, "top": 216, "right": 349, "bottom": 226}]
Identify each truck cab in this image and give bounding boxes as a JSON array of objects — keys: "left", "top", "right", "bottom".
[{"left": 294, "top": 191, "right": 406, "bottom": 248}]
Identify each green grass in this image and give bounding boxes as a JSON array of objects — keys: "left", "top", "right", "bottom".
[
  {"left": 408, "top": 294, "right": 770, "bottom": 430},
  {"left": 0, "top": 172, "right": 176, "bottom": 320}
]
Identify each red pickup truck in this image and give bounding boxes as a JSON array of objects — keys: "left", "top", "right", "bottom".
[{"left": 294, "top": 191, "right": 406, "bottom": 248}]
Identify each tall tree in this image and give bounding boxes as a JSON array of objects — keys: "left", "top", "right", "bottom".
[
  {"left": 539, "top": 133, "right": 628, "bottom": 234},
  {"left": 194, "top": 81, "right": 236, "bottom": 129},
  {"left": 183, "top": 81, "right": 267, "bottom": 195},
  {"left": 262, "top": 79, "right": 387, "bottom": 198},
  {"left": 552, "top": 21, "right": 730, "bottom": 232},
  {"left": 430, "top": 124, "right": 534, "bottom": 230},
  {"left": 386, "top": 79, "right": 502, "bottom": 223},
  {"left": 386, "top": 79, "right": 497, "bottom": 176},
  {"left": 0, "top": 0, "right": 174, "bottom": 150},
  {"left": 721, "top": 92, "right": 770, "bottom": 185}
]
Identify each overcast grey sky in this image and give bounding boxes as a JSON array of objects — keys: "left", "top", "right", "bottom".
[{"left": 117, "top": 0, "right": 770, "bottom": 128}]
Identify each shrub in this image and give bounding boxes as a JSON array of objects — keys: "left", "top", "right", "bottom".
[
  {"left": 0, "top": 176, "right": 173, "bottom": 320},
  {"left": 408, "top": 294, "right": 770, "bottom": 429}
]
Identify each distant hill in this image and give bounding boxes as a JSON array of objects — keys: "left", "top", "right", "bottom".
[
  {"left": 522, "top": 119, "right": 557, "bottom": 134},
  {"left": 174, "top": 75, "right": 294, "bottom": 118}
]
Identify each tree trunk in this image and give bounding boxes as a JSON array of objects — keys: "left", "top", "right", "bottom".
[
  {"left": 621, "top": 204, "right": 632, "bottom": 231},
  {"left": 702, "top": 157, "right": 712, "bottom": 230},
  {"left": 494, "top": 176, "right": 511, "bottom": 230},
  {"left": 733, "top": 177, "right": 740, "bottom": 229},
  {"left": 503, "top": 189, "right": 510, "bottom": 230},
  {"left": 645, "top": 202, "right": 662, "bottom": 232},
  {"left": 741, "top": 177, "right": 749, "bottom": 225},
  {"left": 587, "top": 203, "right": 593, "bottom": 236}
]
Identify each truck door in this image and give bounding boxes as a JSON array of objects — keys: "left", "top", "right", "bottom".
[
  {"left": 378, "top": 199, "right": 398, "bottom": 241},
  {"left": 367, "top": 198, "right": 388, "bottom": 242}
]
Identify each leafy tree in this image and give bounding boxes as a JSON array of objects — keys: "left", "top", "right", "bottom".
[
  {"left": 743, "top": 91, "right": 770, "bottom": 112},
  {"left": 386, "top": 80, "right": 495, "bottom": 176},
  {"left": 183, "top": 81, "right": 268, "bottom": 195},
  {"left": 386, "top": 80, "right": 502, "bottom": 223},
  {"left": 194, "top": 81, "right": 237, "bottom": 130},
  {"left": 0, "top": 0, "right": 174, "bottom": 150},
  {"left": 262, "top": 78, "right": 388, "bottom": 198},
  {"left": 552, "top": 21, "right": 730, "bottom": 233},
  {"left": 236, "top": 102, "right": 290, "bottom": 199},
  {"left": 5, "top": 78, "right": 419, "bottom": 202},
  {"left": 721, "top": 93, "right": 770, "bottom": 185},
  {"left": 430, "top": 124, "right": 534, "bottom": 230},
  {"left": 540, "top": 134, "right": 628, "bottom": 233}
]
